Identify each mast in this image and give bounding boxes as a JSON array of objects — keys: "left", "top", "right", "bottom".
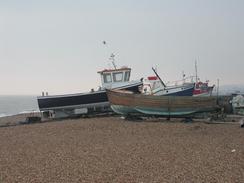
[
  {"left": 217, "top": 78, "right": 220, "bottom": 105},
  {"left": 152, "top": 67, "right": 166, "bottom": 88},
  {"left": 195, "top": 59, "right": 198, "bottom": 83},
  {"left": 217, "top": 78, "right": 219, "bottom": 97}
]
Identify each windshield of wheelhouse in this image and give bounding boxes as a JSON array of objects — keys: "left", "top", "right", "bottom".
[
  {"left": 124, "top": 71, "right": 130, "bottom": 81},
  {"left": 112, "top": 72, "right": 123, "bottom": 82},
  {"left": 103, "top": 73, "right": 112, "bottom": 83}
]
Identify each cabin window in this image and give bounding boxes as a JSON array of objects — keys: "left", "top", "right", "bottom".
[
  {"left": 201, "top": 84, "right": 208, "bottom": 90},
  {"left": 152, "top": 81, "right": 161, "bottom": 90},
  {"left": 113, "top": 72, "right": 123, "bottom": 82},
  {"left": 124, "top": 71, "right": 130, "bottom": 81},
  {"left": 103, "top": 73, "right": 112, "bottom": 83}
]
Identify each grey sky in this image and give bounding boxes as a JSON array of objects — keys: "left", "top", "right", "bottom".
[{"left": 0, "top": 0, "right": 243, "bottom": 95}]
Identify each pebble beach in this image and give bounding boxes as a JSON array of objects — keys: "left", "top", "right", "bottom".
[{"left": 0, "top": 116, "right": 243, "bottom": 182}]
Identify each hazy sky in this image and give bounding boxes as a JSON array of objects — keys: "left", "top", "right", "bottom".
[{"left": 0, "top": 0, "right": 243, "bottom": 95}]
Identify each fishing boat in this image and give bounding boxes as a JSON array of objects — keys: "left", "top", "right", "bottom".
[
  {"left": 37, "top": 55, "right": 142, "bottom": 118},
  {"left": 193, "top": 81, "right": 214, "bottom": 96},
  {"left": 141, "top": 68, "right": 195, "bottom": 96},
  {"left": 142, "top": 76, "right": 195, "bottom": 96},
  {"left": 192, "top": 61, "right": 215, "bottom": 96},
  {"left": 106, "top": 89, "right": 219, "bottom": 117}
]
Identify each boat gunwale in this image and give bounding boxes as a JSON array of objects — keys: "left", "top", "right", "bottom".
[{"left": 37, "top": 81, "right": 143, "bottom": 99}]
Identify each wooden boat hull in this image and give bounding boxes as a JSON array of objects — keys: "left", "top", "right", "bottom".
[
  {"left": 107, "top": 89, "right": 219, "bottom": 117},
  {"left": 111, "top": 105, "right": 139, "bottom": 115}
]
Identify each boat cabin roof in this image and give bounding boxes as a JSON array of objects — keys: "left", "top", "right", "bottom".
[
  {"left": 147, "top": 76, "right": 158, "bottom": 81},
  {"left": 97, "top": 67, "right": 131, "bottom": 74}
]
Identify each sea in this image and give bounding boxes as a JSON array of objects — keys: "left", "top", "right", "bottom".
[{"left": 0, "top": 95, "right": 39, "bottom": 117}]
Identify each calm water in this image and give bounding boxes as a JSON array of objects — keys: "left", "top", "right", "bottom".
[{"left": 0, "top": 95, "right": 39, "bottom": 117}]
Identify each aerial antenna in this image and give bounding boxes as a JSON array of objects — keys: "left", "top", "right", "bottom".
[
  {"left": 109, "top": 53, "right": 117, "bottom": 69},
  {"left": 182, "top": 71, "right": 186, "bottom": 78},
  {"left": 152, "top": 67, "right": 166, "bottom": 88},
  {"left": 103, "top": 40, "right": 117, "bottom": 69},
  {"left": 182, "top": 71, "right": 186, "bottom": 83}
]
